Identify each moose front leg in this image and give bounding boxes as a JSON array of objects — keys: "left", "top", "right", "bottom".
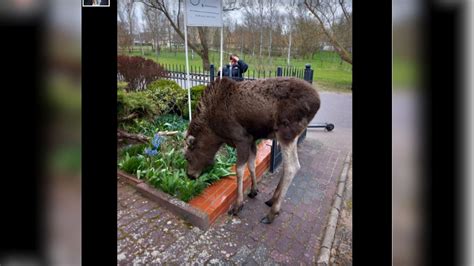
[
  {"left": 247, "top": 142, "right": 259, "bottom": 198},
  {"left": 228, "top": 143, "right": 250, "bottom": 216},
  {"left": 261, "top": 138, "right": 300, "bottom": 224}
]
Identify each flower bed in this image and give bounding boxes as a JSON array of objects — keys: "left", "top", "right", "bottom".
[{"left": 118, "top": 115, "right": 238, "bottom": 202}]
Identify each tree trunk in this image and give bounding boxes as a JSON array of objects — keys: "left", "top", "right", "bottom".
[
  {"left": 155, "top": 39, "right": 160, "bottom": 56},
  {"left": 197, "top": 27, "right": 211, "bottom": 70},
  {"left": 252, "top": 33, "right": 255, "bottom": 56},
  {"left": 268, "top": 27, "right": 272, "bottom": 61},
  {"left": 240, "top": 29, "right": 244, "bottom": 56},
  {"left": 201, "top": 50, "right": 210, "bottom": 70},
  {"left": 168, "top": 25, "right": 172, "bottom": 52}
]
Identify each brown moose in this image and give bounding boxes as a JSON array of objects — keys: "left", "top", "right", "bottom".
[{"left": 184, "top": 77, "right": 320, "bottom": 224}]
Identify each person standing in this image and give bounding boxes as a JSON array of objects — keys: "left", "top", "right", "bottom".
[{"left": 218, "top": 54, "right": 248, "bottom": 81}]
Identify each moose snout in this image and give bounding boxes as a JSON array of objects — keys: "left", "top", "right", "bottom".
[{"left": 187, "top": 172, "right": 197, "bottom": 180}]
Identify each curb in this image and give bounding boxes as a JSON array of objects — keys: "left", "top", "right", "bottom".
[
  {"left": 317, "top": 152, "right": 352, "bottom": 266},
  {"left": 118, "top": 170, "right": 210, "bottom": 230}
]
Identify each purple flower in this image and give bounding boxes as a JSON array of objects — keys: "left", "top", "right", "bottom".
[
  {"left": 151, "top": 134, "right": 162, "bottom": 149},
  {"left": 144, "top": 147, "right": 158, "bottom": 156}
]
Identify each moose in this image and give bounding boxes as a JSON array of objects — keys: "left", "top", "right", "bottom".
[{"left": 184, "top": 77, "right": 320, "bottom": 224}]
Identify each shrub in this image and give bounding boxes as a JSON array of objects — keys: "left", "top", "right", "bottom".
[
  {"left": 182, "top": 84, "right": 207, "bottom": 119},
  {"left": 147, "top": 80, "right": 188, "bottom": 116},
  {"left": 117, "top": 55, "right": 167, "bottom": 91},
  {"left": 118, "top": 81, "right": 128, "bottom": 90},
  {"left": 190, "top": 84, "right": 206, "bottom": 100},
  {"left": 117, "top": 89, "right": 157, "bottom": 118}
]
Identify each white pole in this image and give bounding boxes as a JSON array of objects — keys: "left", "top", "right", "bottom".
[
  {"left": 219, "top": 0, "right": 224, "bottom": 79},
  {"left": 184, "top": 0, "right": 192, "bottom": 121}
]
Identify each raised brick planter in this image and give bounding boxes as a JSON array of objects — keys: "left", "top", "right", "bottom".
[{"left": 117, "top": 139, "right": 273, "bottom": 230}]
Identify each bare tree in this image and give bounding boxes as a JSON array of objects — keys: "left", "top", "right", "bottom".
[
  {"left": 143, "top": 4, "right": 165, "bottom": 55},
  {"left": 118, "top": 20, "right": 133, "bottom": 52},
  {"left": 139, "top": 0, "right": 214, "bottom": 70},
  {"left": 293, "top": 8, "right": 323, "bottom": 59},
  {"left": 267, "top": 0, "right": 279, "bottom": 63},
  {"left": 257, "top": 0, "right": 264, "bottom": 59},
  {"left": 304, "top": 0, "right": 352, "bottom": 64},
  {"left": 284, "top": 0, "right": 301, "bottom": 66},
  {"left": 118, "top": 0, "right": 137, "bottom": 52}
]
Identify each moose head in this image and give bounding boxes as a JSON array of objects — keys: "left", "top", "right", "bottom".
[{"left": 184, "top": 133, "right": 220, "bottom": 180}]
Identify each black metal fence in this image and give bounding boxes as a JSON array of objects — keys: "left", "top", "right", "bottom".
[{"left": 161, "top": 63, "right": 314, "bottom": 89}]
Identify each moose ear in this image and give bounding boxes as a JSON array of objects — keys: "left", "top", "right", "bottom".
[{"left": 186, "top": 135, "right": 195, "bottom": 147}]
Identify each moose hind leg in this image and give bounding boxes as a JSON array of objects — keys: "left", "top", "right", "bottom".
[
  {"left": 247, "top": 142, "right": 259, "bottom": 198},
  {"left": 261, "top": 138, "right": 300, "bottom": 224},
  {"left": 265, "top": 174, "right": 283, "bottom": 207},
  {"left": 228, "top": 143, "right": 250, "bottom": 216}
]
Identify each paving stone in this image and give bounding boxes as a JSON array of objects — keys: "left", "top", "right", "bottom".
[
  {"left": 250, "top": 244, "right": 269, "bottom": 265},
  {"left": 229, "top": 245, "right": 252, "bottom": 264},
  {"left": 269, "top": 249, "right": 292, "bottom": 264},
  {"left": 242, "top": 257, "right": 259, "bottom": 266}
]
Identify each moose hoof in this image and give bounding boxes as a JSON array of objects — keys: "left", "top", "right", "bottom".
[
  {"left": 248, "top": 189, "right": 259, "bottom": 199},
  {"left": 260, "top": 212, "right": 279, "bottom": 224},
  {"left": 265, "top": 199, "right": 273, "bottom": 207},
  {"left": 228, "top": 204, "right": 243, "bottom": 216}
]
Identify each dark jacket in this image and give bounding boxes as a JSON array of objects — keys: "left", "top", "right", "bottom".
[
  {"left": 100, "top": 0, "right": 109, "bottom": 5},
  {"left": 218, "top": 59, "right": 248, "bottom": 81},
  {"left": 84, "top": 0, "right": 93, "bottom": 5}
]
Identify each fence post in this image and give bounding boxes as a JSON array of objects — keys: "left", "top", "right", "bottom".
[
  {"left": 277, "top": 66, "right": 282, "bottom": 77},
  {"left": 310, "top": 69, "right": 314, "bottom": 84},
  {"left": 304, "top": 64, "right": 311, "bottom": 83},
  {"left": 210, "top": 64, "right": 215, "bottom": 82}
]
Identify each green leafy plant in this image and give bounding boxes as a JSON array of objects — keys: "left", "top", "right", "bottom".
[
  {"left": 118, "top": 153, "right": 145, "bottom": 174},
  {"left": 118, "top": 115, "right": 238, "bottom": 202}
]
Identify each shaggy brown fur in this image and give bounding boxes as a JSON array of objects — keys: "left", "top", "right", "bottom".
[
  {"left": 188, "top": 77, "right": 320, "bottom": 144},
  {"left": 185, "top": 77, "right": 320, "bottom": 223}
]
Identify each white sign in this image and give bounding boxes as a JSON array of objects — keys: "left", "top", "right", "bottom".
[{"left": 185, "top": 0, "right": 223, "bottom": 27}]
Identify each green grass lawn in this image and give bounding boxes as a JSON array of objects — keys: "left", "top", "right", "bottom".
[{"left": 120, "top": 46, "right": 352, "bottom": 92}]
